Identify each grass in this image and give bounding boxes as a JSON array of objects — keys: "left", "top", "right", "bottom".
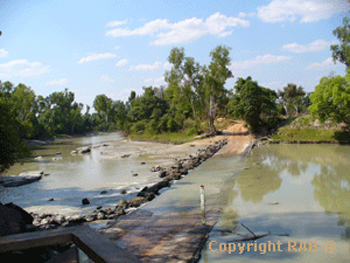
[
  {"left": 127, "top": 132, "right": 200, "bottom": 144},
  {"left": 271, "top": 115, "right": 350, "bottom": 143},
  {"left": 271, "top": 128, "right": 338, "bottom": 141}
]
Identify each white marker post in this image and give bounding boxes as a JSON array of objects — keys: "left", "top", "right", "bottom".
[{"left": 200, "top": 185, "right": 206, "bottom": 225}]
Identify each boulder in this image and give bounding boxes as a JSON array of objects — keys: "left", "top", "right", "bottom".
[
  {"left": 120, "top": 189, "right": 127, "bottom": 194},
  {"left": 76, "top": 146, "right": 91, "bottom": 154},
  {"left": 0, "top": 202, "right": 34, "bottom": 236},
  {"left": 159, "top": 170, "right": 168, "bottom": 178},
  {"left": 128, "top": 197, "right": 145, "bottom": 208},
  {"left": 82, "top": 198, "right": 90, "bottom": 205},
  {"left": 100, "top": 190, "right": 108, "bottom": 195},
  {"left": 118, "top": 199, "right": 128, "bottom": 209}
]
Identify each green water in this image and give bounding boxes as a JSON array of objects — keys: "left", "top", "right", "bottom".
[{"left": 201, "top": 144, "right": 350, "bottom": 263}]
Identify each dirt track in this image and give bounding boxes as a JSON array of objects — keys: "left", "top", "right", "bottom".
[{"left": 178, "top": 120, "right": 252, "bottom": 156}]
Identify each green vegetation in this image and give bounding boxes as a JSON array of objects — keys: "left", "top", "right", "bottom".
[
  {"left": 271, "top": 115, "right": 350, "bottom": 143},
  {"left": 2, "top": 17, "right": 350, "bottom": 171},
  {"left": 228, "top": 76, "right": 278, "bottom": 133}
]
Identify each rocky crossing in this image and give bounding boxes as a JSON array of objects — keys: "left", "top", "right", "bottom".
[{"left": 25, "top": 139, "right": 228, "bottom": 232}]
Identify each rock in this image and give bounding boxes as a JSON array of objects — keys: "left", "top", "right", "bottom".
[
  {"left": 100, "top": 190, "right": 108, "bottom": 194},
  {"left": 129, "top": 197, "right": 145, "bottom": 208},
  {"left": 121, "top": 154, "right": 131, "bottom": 158},
  {"left": 132, "top": 173, "right": 138, "bottom": 177},
  {"left": 48, "top": 198, "right": 55, "bottom": 201},
  {"left": 82, "top": 198, "right": 90, "bottom": 205},
  {"left": 120, "top": 189, "right": 127, "bottom": 194},
  {"left": 141, "top": 162, "right": 146, "bottom": 165},
  {"left": 159, "top": 170, "right": 168, "bottom": 178},
  {"left": 66, "top": 215, "right": 85, "bottom": 224},
  {"left": 268, "top": 201, "right": 279, "bottom": 205},
  {"left": 34, "top": 156, "right": 43, "bottom": 160},
  {"left": 0, "top": 172, "right": 43, "bottom": 187},
  {"left": 150, "top": 165, "right": 163, "bottom": 172},
  {"left": 52, "top": 157, "right": 63, "bottom": 161},
  {"left": 118, "top": 199, "right": 129, "bottom": 209},
  {"left": 56, "top": 152, "right": 61, "bottom": 155},
  {"left": 0, "top": 202, "right": 34, "bottom": 236},
  {"left": 96, "top": 206, "right": 103, "bottom": 210},
  {"left": 97, "top": 212, "right": 105, "bottom": 220},
  {"left": 115, "top": 206, "right": 125, "bottom": 215},
  {"left": 76, "top": 146, "right": 91, "bottom": 154},
  {"left": 71, "top": 150, "right": 78, "bottom": 154},
  {"left": 144, "top": 192, "right": 155, "bottom": 202}
]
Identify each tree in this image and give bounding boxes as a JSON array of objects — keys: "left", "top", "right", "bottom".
[
  {"left": 127, "top": 87, "right": 169, "bottom": 133},
  {"left": 204, "top": 45, "right": 233, "bottom": 134},
  {"left": 308, "top": 71, "right": 350, "bottom": 125},
  {"left": 38, "top": 89, "right": 84, "bottom": 135},
  {"left": 0, "top": 99, "right": 29, "bottom": 172},
  {"left": 93, "top": 94, "right": 113, "bottom": 124},
  {"left": 278, "top": 83, "right": 306, "bottom": 117},
  {"left": 229, "top": 77, "right": 277, "bottom": 133},
  {"left": 331, "top": 17, "right": 350, "bottom": 68},
  {"left": 165, "top": 47, "right": 203, "bottom": 121}
]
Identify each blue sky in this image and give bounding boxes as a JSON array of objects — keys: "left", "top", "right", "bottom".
[{"left": 0, "top": 0, "right": 349, "bottom": 109}]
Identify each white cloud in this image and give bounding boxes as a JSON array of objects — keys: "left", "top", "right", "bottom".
[
  {"left": 163, "top": 61, "right": 172, "bottom": 70},
  {"left": 106, "top": 19, "right": 128, "bottom": 27},
  {"left": 101, "top": 74, "right": 116, "bottom": 83},
  {"left": 230, "top": 54, "right": 292, "bottom": 73},
  {"left": 0, "top": 59, "right": 49, "bottom": 78},
  {"left": 261, "top": 81, "right": 283, "bottom": 90},
  {"left": 282, "top": 39, "right": 333, "bottom": 53},
  {"left": 143, "top": 76, "right": 165, "bottom": 85},
  {"left": 113, "top": 88, "right": 143, "bottom": 102},
  {"left": 114, "top": 45, "right": 121, "bottom": 50},
  {"left": 257, "top": 0, "right": 349, "bottom": 23},
  {"left": 306, "top": 57, "right": 336, "bottom": 70},
  {"left": 115, "top": 58, "right": 128, "bottom": 67},
  {"left": 0, "top": 49, "right": 9, "bottom": 58},
  {"left": 46, "top": 78, "right": 67, "bottom": 86},
  {"left": 77, "top": 53, "right": 117, "bottom": 64},
  {"left": 129, "top": 61, "right": 163, "bottom": 71},
  {"left": 106, "top": 12, "right": 249, "bottom": 46}
]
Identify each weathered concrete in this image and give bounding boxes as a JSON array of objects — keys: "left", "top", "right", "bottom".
[{"left": 100, "top": 209, "right": 218, "bottom": 263}]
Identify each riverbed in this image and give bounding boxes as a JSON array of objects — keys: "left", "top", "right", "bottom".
[{"left": 201, "top": 144, "right": 350, "bottom": 263}]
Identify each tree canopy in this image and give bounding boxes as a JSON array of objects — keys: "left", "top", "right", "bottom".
[
  {"left": 308, "top": 71, "right": 350, "bottom": 125},
  {"left": 331, "top": 17, "right": 350, "bottom": 69},
  {"left": 229, "top": 76, "right": 277, "bottom": 133}
]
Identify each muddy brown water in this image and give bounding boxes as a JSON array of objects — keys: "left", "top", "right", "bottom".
[
  {"left": 0, "top": 132, "right": 205, "bottom": 216},
  {"left": 201, "top": 144, "right": 350, "bottom": 263}
]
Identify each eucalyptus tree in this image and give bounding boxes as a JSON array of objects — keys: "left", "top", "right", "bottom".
[
  {"left": 204, "top": 45, "right": 233, "bottom": 134},
  {"left": 278, "top": 83, "right": 306, "bottom": 117},
  {"left": 165, "top": 47, "right": 204, "bottom": 120},
  {"left": 331, "top": 17, "right": 350, "bottom": 69}
]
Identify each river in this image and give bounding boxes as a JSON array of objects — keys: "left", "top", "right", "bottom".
[
  {"left": 201, "top": 144, "right": 350, "bottom": 263},
  {"left": 1, "top": 134, "right": 350, "bottom": 262},
  {"left": 0, "top": 132, "right": 204, "bottom": 216}
]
